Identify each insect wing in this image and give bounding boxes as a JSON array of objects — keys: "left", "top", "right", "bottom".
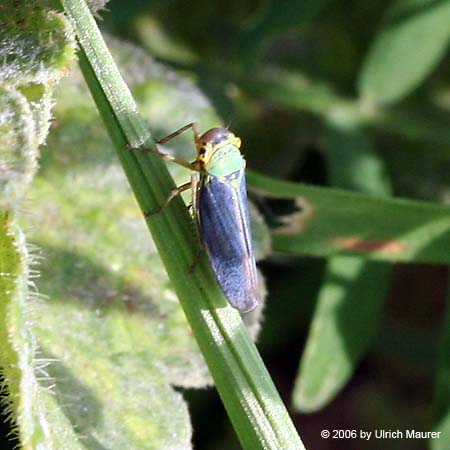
[{"left": 198, "top": 168, "right": 260, "bottom": 312}]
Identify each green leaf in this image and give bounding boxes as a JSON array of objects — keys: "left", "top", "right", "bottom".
[
  {"left": 432, "top": 290, "right": 450, "bottom": 450},
  {"left": 0, "top": 214, "right": 79, "bottom": 448},
  {"left": 358, "top": 0, "right": 450, "bottom": 104},
  {"left": 0, "top": 1, "right": 77, "bottom": 208},
  {"left": 1, "top": 45, "right": 197, "bottom": 447},
  {"left": 248, "top": 172, "right": 450, "bottom": 264},
  {"left": 54, "top": 1, "right": 306, "bottom": 448},
  {"left": 293, "top": 118, "right": 392, "bottom": 412},
  {"left": 293, "top": 256, "right": 391, "bottom": 412},
  {"left": 0, "top": 2, "right": 75, "bottom": 85},
  {"left": 0, "top": 87, "right": 38, "bottom": 209}
]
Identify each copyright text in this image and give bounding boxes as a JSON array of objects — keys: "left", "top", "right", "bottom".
[{"left": 320, "top": 429, "right": 442, "bottom": 440}]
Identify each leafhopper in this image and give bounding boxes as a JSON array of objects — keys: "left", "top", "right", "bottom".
[{"left": 132, "top": 123, "right": 260, "bottom": 313}]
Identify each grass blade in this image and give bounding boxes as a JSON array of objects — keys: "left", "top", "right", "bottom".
[
  {"left": 60, "top": 0, "right": 305, "bottom": 448},
  {"left": 248, "top": 172, "right": 450, "bottom": 264}
]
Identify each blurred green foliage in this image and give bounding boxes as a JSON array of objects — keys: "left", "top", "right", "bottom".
[{"left": 1, "top": 0, "right": 450, "bottom": 449}]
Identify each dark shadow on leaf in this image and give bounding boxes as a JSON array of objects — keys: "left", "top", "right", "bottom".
[
  {"left": 38, "top": 348, "right": 109, "bottom": 450},
  {"left": 36, "top": 243, "right": 166, "bottom": 319}
]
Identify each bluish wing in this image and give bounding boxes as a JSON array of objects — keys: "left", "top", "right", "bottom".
[{"left": 198, "top": 168, "right": 260, "bottom": 312}]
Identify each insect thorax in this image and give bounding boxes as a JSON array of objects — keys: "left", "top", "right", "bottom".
[{"left": 204, "top": 144, "right": 245, "bottom": 178}]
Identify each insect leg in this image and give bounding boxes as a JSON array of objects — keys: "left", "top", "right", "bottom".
[
  {"left": 126, "top": 122, "right": 202, "bottom": 169},
  {"left": 155, "top": 122, "right": 201, "bottom": 144},
  {"left": 188, "top": 172, "right": 204, "bottom": 273},
  {"left": 144, "top": 181, "right": 191, "bottom": 217},
  {"left": 126, "top": 144, "right": 197, "bottom": 171}
]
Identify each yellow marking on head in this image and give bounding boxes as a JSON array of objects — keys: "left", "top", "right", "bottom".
[{"left": 196, "top": 128, "right": 242, "bottom": 167}]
